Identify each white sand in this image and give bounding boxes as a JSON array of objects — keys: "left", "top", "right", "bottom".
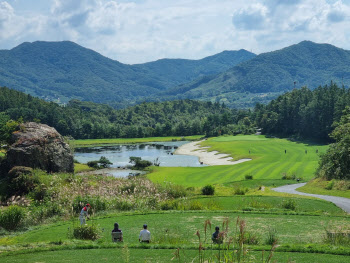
[{"left": 175, "top": 140, "right": 252, "bottom": 166}]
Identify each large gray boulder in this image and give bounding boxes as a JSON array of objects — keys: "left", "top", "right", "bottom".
[{"left": 5, "top": 122, "right": 74, "bottom": 173}]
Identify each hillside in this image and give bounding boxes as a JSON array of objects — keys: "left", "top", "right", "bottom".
[
  {"left": 159, "top": 41, "right": 350, "bottom": 107},
  {"left": 0, "top": 41, "right": 255, "bottom": 108},
  {"left": 0, "top": 86, "right": 252, "bottom": 140}
]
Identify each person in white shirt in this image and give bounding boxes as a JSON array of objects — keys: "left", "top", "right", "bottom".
[{"left": 139, "top": 224, "right": 151, "bottom": 243}]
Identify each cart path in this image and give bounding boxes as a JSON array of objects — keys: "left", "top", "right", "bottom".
[{"left": 272, "top": 183, "right": 350, "bottom": 213}]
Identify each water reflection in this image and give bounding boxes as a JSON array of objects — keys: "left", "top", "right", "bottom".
[{"left": 75, "top": 141, "right": 205, "bottom": 177}]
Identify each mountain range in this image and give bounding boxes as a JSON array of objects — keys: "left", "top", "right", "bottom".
[
  {"left": 0, "top": 40, "right": 349, "bottom": 108},
  {"left": 0, "top": 41, "right": 254, "bottom": 108},
  {"left": 161, "top": 41, "right": 350, "bottom": 107}
]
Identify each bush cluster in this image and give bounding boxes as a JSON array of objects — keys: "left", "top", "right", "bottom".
[
  {"left": 201, "top": 185, "right": 215, "bottom": 195},
  {"left": 281, "top": 199, "right": 297, "bottom": 210},
  {"left": 72, "top": 224, "right": 101, "bottom": 240},
  {"left": 0, "top": 205, "right": 25, "bottom": 231}
]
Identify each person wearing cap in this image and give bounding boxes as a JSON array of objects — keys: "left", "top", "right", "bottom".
[
  {"left": 212, "top": 226, "right": 222, "bottom": 244},
  {"left": 139, "top": 224, "right": 151, "bottom": 243},
  {"left": 79, "top": 203, "right": 90, "bottom": 225}
]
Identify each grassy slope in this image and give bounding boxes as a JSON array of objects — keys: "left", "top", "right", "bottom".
[
  {"left": 190, "top": 196, "right": 344, "bottom": 215},
  {"left": 73, "top": 135, "right": 203, "bottom": 147},
  {"left": 2, "top": 211, "right": 348, "bottom": 246},
  {"left": 1, "top": 248, "right": 349, "bottom": 263},
  {"left": 298, "top": 178, "right": 350, "bottom": 199},
  {"left": 148, "top": 135, "right": 328, "bottom": 187}
]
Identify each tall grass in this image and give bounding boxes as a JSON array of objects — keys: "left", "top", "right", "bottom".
[
  {"left": 187, "top": 217, "right": 277, "bottom": 263},
  {"left": 0, "top": 205, "right": 26, "bottom": 231}
]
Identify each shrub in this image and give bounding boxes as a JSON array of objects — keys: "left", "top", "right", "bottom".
[
  {"left": 0, "top": 205, "right": 25, "bottom": 231},
  {"left": 325, "top": 180, "right": 335, "bottom": 190},
  {"left": 165, "top": 184, "right": 188, "bottom": 198},
  {"left": 281, "top": 199, "right": 297, "bottom": 210},
  {"left": 160, "top": 200, "right": 179, "bottom": 210},
  {"left": 245, "top": 174, "right": 253, "bottom": 180},
  {"left": 281, "top": 173, "right": 296, "bottom": 180},
  {"left": 98, "top": 156, "right": 112, "bottom": 168},
  {"left": 129, "top": 156, "right": 152, "bottom": 170},
  {"left": 31, "top": 202, "right": 64, "bottom": 222},
  {"left": 30, "top": 184, "right": 50, "bottom": 201},
  {"left": 87, "top": 160, "right": 99, "bottom": 169},
  {"left": 234, "top": 187, "right": 247, "bottom": 195},
  {"left": 7, "top": 166, "right": 37, "bottom": 195},
  {"left": 201, "top": 185, "right": 215, "bottom": 195},
  {"left": 265, "top": 227, "right": 278, "bottom": 245},
  {"left": 184, "top": 200, "right": 204, "bottom": 210},
  {"left": 86, "top": 157, "right": 113, "bottom": 169},
  {"left": 72, "top": 224, "right": 101, "bottom": 240},
  {"left": 114, "top": 200, "right": 134, "bottom": 211}
]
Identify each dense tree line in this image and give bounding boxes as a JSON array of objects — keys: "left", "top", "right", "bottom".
[
  {"left": 253, "top": 82, "right": 350, "bottom": 142},
  {"left": 0, "top": 87, "right": 253, "bottom": 141},
  {"left": 316, "top": 107, "right": 350, "bottom": 180}
]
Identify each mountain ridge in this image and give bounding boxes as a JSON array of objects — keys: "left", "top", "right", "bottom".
[
  {"left": 157, "top": 40, "right": 350, "bottom": 107},
  {"left": 0, "top": 41, "right": 255, "bottom": 107}
]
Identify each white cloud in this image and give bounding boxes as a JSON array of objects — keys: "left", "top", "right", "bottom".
[{"left": 1, "top": 0, "right": 350, "bottom": 63}]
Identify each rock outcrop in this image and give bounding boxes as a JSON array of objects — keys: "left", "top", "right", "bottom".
[{"left": 5, "top": 122, "right": 74, "bottom": 173}]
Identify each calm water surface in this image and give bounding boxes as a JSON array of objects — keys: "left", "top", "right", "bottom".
[{"left": 75, "top": 141, "right": 204, "bottom": 177}]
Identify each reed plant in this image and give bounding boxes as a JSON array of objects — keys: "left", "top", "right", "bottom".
[{"left": 188, "top": 216, "right": 276, "bottom": 262}]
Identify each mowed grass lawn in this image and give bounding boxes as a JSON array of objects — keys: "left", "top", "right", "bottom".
[
  {"left": 1, "top": 248, "right": 350, "bottom": 263},
  {"left": 190, "top": 196, "right": 345, "bottom": 215},
  {"left": 2, "top": 211, "right": 348, "bottom": 246},
  {"left": 148, "top": 135, "right": 328, "bottom": 187}
]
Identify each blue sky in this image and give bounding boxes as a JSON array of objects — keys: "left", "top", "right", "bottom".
[{"left": 1, "top": 0, "right": 350, "bottom": 63}]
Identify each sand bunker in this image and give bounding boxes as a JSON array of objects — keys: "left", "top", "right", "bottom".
[{"left": 175, "top": 140, "right": 252, "bottom": 166}]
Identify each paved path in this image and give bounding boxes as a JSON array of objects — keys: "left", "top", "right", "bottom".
[{"left": 272, "top": 183, "right": 350, "bottom": 213}]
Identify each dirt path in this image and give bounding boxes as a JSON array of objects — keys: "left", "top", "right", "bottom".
[
  {"left": 175, "top": 140, "right": 251, "bottom": 166},
  {"left": 273, "top": 183, "right": 350, "bottom": 213}
]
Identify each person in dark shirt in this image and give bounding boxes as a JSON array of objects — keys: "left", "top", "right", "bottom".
[
  {"left": 212, "top": 226, "right": 222, "bottom": 244},
  {"left": 111, "top": 222, "right": 123, "bottom": 242}
]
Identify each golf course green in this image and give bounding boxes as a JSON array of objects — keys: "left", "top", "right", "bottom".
[{"left": 1, "top": 135, "right": 349, "bottom": 263}]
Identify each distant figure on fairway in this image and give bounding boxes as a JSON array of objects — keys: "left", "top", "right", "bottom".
[
  {"left": 249, "top": 149, "right": 251, "bottom": 154},
  {"left": 111, "top": 222, "right": 123, "bottom": 242},
  {"left": 139, "top": 224, "right": 151, "bottom": 243},
  {"left": 305, "top": 150, "right": 307, "bottom": 154},
  {"left": 212, "top": 226, "right": 223, "bottom": 244},
  {"left": 79, "top": 203, "right": 90, "bottom": 225},
  {"left": 285, "top": 149, "right": 286, "bottom": 154},
  {"left": 316, "top": 149, "right": 318, "bottom": 153}
]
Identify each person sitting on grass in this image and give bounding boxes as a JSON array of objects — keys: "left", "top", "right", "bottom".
[
  {"left": 139, "top": 224, "right": 151, "bottom": 243},
  {"left": 79, "top": 203, "right": 90, "bottom": 225},
  {"left": 111, "top": 222, "right": 123, "bottom": 242},
  {"left": 212, "top": 226, "right": 223, "bottom": 244}
]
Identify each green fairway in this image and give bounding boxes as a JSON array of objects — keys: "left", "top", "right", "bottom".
[
  {"left": 148, "top": 135, "right": 328, "bottom": 186},
  {"left": 1, "top": 248, "right": 349, "bottom": 263},
  {"left": 73, "top": 135, "right": 203, "bottom": 147}
]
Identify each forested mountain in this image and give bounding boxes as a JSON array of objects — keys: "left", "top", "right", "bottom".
[
  {"left": 159, "top": 41, "right": 350, "bottom": 108},
  {"left": 0, "top": 41, "right": 255, "bottom": 108},
  {"left": 0, "top": 87, "right": 252, "bottom": 140},
  {"left": 253, "top": 82, "right": 350, "bottom": 141}
]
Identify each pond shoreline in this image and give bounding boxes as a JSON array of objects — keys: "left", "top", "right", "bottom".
[{"left": 175, "top": 140, "right": 252, "bottom": 166}]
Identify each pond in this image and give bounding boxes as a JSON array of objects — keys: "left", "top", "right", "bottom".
[{"left": 74, "top": 141, "right": 205, "bottom": 177}]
